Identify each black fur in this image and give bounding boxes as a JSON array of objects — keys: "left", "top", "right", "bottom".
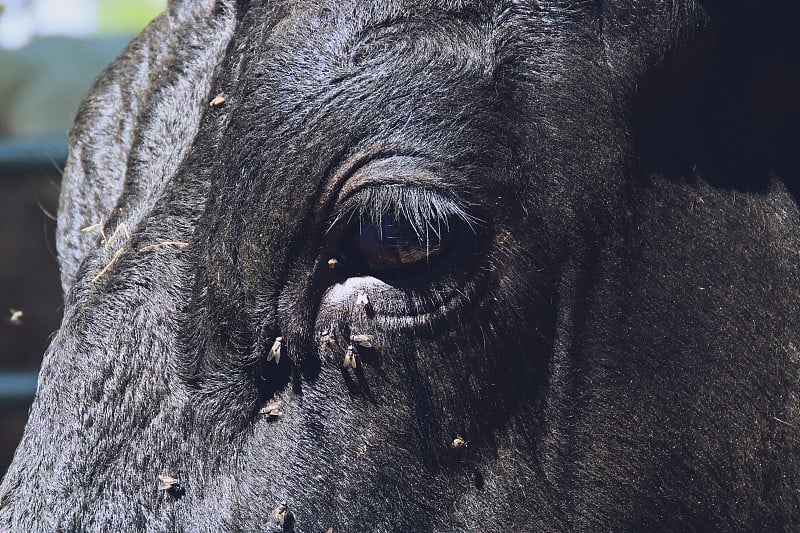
[{"left": 2, "top": 0, "right": 799, "bottom": 530}]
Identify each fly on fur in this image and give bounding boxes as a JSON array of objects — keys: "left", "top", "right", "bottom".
[
  {"left": 343, "top": 344, "right": 357, "bottom": 369},
  {"left": 320, "top": 329, "right": 336, "bottom": 351},
  {"left": 157, "top": 474, "right": 180, "bottom": 491},
  {"left": 259, "top": 400, "right": 283, "bottom": 418},
  {"left": 267, "top": 336, "right": 283, "bottom": 364}
]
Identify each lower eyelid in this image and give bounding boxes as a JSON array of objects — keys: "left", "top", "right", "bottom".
[{"left": 317, "top": 274, "right": 475, "bottom": 326}]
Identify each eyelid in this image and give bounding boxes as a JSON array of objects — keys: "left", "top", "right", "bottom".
[
  {"left": 327, "top": 185, "right": 480, "bottom": 239},
  {"left": 332, "top": 155, "right": 445, "bottom": 203}
]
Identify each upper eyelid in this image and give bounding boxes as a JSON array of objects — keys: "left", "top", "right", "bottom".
[{"left": 326, "top": 185, "right": 481, "bottom": 237}]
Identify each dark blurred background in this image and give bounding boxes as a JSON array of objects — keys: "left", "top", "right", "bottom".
[{"left": 0, "top": 0, "right": 164, "bottom": 478}]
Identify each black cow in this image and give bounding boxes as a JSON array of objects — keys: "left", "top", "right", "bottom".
[{"left": 1, "top": 1, "right": 799, "bottom": 530}]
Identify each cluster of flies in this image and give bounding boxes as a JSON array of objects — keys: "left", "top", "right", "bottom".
[
  {"left": 258, "top": 282, "right": 469, "bottom": 454},
  {"left": 256, "top": 285, "right": 374, "bottom": 425},
  {"left": 265, "top": 289, "right": 373, "bottom": 371}
]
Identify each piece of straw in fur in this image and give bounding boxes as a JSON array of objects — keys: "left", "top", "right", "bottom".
[
  {"left": 91, "top": 248, "right": 124, "bottom": 283},
  {"left": 138, "top": 241, "right": 190, "bottom": 253}
]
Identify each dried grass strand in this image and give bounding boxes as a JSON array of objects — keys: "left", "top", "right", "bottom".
[
  {"left": 105, "top": 223, "right": 130, "bottom": 251},
  {"left": 80, "top": 223, "right": 102, "bottom": 233},
  {"left": 138, "top": 241, "right": 190, "bottom": 253},
  {"left": 91, "top": 248, "right": 124, "bottom": 283}
]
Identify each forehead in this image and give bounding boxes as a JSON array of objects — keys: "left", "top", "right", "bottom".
[
  {"left": 243, "top": 4, "right": 499, "bottom": 95},
  {"left": 212, "top": 0, "right": 614, "bottom": 206},
  {"left": 231, "top": 1, "right": 602, "bottom": 107},
  {"left": 221, "top": 3, "right": 514, "bottom": 174}
]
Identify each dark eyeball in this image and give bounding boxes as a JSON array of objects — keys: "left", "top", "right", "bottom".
[{"left": 343, "top": 213, "right": 459, "bottom": 280}]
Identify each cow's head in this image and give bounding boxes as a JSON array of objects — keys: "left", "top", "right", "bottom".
[{"left": 2, "top": 1, "right": 798, "bottom": 530}]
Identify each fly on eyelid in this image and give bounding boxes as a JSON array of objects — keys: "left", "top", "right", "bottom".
[
  {"left": 350, "top": 334, "right": 373, "bottom": 348},
  {"left": 321, "top": 329, "right": 336, "bottom": 351}
]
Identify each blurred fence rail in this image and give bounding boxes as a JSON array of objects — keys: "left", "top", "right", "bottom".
[
  {"left": 0, "top": 372, "right": 39, "bottom": 403},
  {"left": 0, "top": 138, "right": 68, "bottom": 169}
]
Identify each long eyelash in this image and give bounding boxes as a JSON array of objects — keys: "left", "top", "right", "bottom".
[{"left": 328, "top": 186, "right": 481, "bottom": 239}]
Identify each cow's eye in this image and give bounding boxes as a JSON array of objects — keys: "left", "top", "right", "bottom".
[
  {"left": 343, "top": 212, "right": 459, "bottom": 279},
  {"left": 330, "top": 186, "right": 477, "bottom": 283}
]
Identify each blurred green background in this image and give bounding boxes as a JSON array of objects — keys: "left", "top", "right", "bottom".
[
  {"left": 0, "top": 0, "right": 165, "bottom": 138},
  {"left": 0, "top": 0, "right": 165, "bottom": 477}
]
